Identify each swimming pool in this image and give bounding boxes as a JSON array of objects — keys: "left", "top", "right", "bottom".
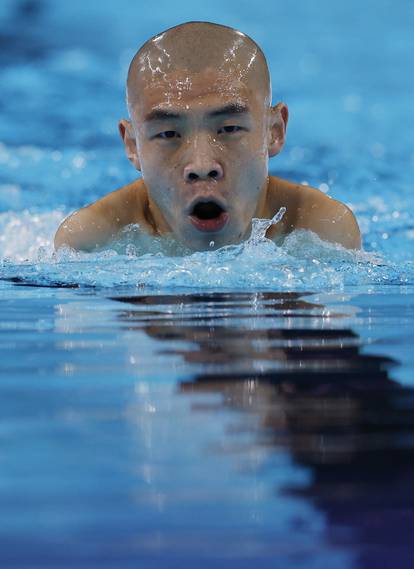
[{"left": 1, "top": 0, "right": 414, "bottom": 567}]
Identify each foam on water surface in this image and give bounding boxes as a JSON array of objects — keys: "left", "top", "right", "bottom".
[{"left": 0, "top": 206, "right": 412, "bottom": 291}]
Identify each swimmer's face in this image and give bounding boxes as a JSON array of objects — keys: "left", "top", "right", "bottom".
[{"left": 120, "top": 67, "right": 287, "bottom": 250}]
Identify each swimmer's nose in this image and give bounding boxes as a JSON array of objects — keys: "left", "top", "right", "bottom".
[{"left": 183, "top": 161, "right": 224, "bottom": 183}]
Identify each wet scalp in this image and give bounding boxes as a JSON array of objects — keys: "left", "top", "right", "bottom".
[{"left": 126, "top": 21, "right": 271, "bottom": 111}]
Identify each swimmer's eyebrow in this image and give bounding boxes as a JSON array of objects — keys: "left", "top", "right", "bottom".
[
  {"left": 143, "top": 103, "right": 250, "bottom": 123},
  {"left": 144, "top": 108, "right": 181, "bottom": 122},
  {"left": 207, "top": 103, "right": 250, "bottom": 118}
]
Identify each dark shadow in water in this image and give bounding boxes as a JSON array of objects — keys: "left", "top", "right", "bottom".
[
  {"left": 3, "top": 276, "right": 82, "bottom": 289},
  {"left": 112, "top": 291, "right": 414, "bottom": 568}
]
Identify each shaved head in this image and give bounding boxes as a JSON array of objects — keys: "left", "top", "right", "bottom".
[
  {"left": 118, "top": 21, "right": 288, "bottom": 252},
  {"left": 126, "top": 21, "right": 271, "bottom": 113}
]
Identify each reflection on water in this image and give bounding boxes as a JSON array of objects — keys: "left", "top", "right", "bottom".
[
  {"left": 1, "top": 287, "right": 413, "bottom": 568},
  {"left": 113, "top": 292, "right": 414, "bottom": 568}
]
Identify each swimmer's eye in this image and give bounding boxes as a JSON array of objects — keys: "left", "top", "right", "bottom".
[
  {"left": 155, "top": 131, "right": 181, "bottom": 139},
  {"left": 217, "top": 125, "right": 244, "bottom": 135}
]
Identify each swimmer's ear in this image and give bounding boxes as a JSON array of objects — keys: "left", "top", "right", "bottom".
[
  {"left": 268, "top": 103, "right": 289, "bottom": 158},
  {"left": 118, "top": 119, "right": 141, "bottom": 171}
]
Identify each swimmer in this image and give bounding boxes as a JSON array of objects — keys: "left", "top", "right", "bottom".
[{"left": 54, "top": 21, "right": 361, "bottom": 252}]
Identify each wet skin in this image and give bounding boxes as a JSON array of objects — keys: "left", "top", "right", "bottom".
[
  {"left": 54, "top": 24, "right": 361, "bottom": 252},
  {"left": 122, "top": 66, "right": 284, "bottom": 250}
]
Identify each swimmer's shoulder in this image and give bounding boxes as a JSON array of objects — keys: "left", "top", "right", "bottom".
[
  {"left": 91, "top": 178, "right": 148, "bottom": 224},
  {"left": 267, "top": 175, "right": 361, "bottom": 249},
  {"left": 54, "top": 178, "right": 151, "bottom": 251}
]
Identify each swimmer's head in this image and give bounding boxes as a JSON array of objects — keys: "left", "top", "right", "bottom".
[{"left": 119, "top": 21, "right": 288, "bottom": 250}]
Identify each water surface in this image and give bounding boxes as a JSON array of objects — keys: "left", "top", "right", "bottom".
[{"left": 1, "top": 286, "right": 413, "bottom": 568}]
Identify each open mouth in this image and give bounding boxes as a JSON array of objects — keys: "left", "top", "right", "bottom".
[{"left": 189, "top": 200, "right": 229, "bottom": 232}]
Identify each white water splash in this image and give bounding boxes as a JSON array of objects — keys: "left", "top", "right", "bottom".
[
  {"left": 248, "top": 207, "right": 287, "bottom": 244},
  {"left": 0, "top": 208, "right": 411, "bottom": 291}
]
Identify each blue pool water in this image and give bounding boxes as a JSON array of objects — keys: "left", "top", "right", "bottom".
[{"left": 1, "top": 0, "right": 414, "bottom": 567}]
